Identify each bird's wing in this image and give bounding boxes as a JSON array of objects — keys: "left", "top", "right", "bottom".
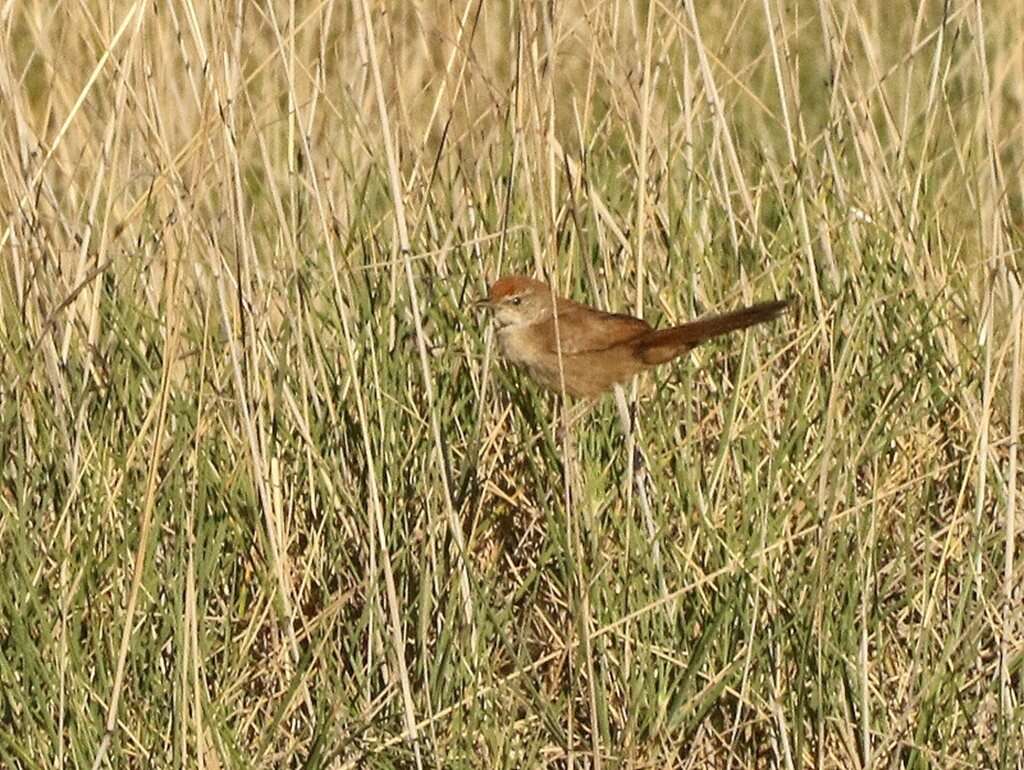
[{"left": 534, "top": 301, "right": 652, "bottom": 355}]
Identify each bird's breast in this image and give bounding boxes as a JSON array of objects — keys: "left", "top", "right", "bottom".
[{"left": 496, "top": 325, "right": 535, "bottom": 364}]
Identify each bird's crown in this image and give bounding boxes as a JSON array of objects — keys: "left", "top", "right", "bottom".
[{"left": 487, "top": 275, "right": 548, "bottom": 303}]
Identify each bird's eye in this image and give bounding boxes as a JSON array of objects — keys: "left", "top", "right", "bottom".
[{"left": 509, "top": 296, "right": 522, "bottom": 306}]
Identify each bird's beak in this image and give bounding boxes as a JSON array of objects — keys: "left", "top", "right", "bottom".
[{"left": 474, "top": 297, "right": 492, "bottom": 310}]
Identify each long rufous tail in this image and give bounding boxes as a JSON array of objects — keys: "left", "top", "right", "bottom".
[{"left": 635, "top": 299, "right": 789, "bottom": 365}]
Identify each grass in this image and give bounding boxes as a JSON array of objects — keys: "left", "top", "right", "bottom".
[{"left": 1, "top": 0, "right": 1022, "bottom": 767}]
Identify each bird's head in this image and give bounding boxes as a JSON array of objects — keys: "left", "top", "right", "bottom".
[{"left": 479, "top": 275, "right": 554, "bottom": 328}]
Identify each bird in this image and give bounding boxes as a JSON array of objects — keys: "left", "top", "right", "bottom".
[{"left": 479, "top": 275, "right": 788, "bottom": 398}]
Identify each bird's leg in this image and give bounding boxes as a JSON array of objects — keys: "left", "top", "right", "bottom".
[
  {"left": 612, "top": 387, "right": 646, "bottom": 474},
  {"left": 632, "top": 437, "right": 647, "bottom": 474},
  {"left": 627, "top": 400, "right": 649, "bottom": 473}
]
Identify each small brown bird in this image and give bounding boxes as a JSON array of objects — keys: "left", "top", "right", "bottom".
[{"left": 480, "top": 275, "right": 788, "bottom": 398}]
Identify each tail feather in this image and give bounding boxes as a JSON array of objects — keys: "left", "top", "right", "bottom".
[{"left": 635, "top": 299, "right": 789, "bottom": 365}]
